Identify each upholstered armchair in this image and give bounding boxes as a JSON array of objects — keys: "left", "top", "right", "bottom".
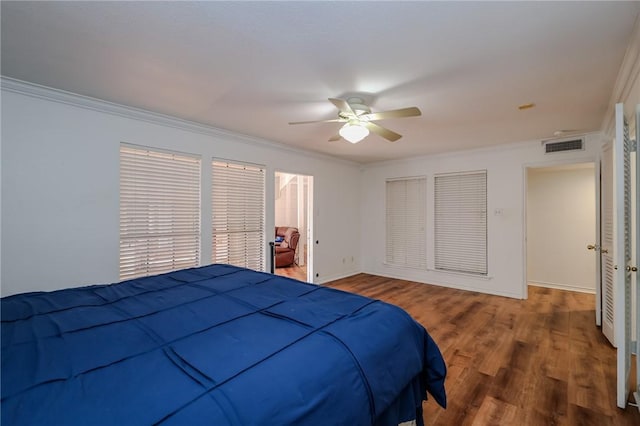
[{"left": 275, "top": 226, "right": 300, "bottom": 268}]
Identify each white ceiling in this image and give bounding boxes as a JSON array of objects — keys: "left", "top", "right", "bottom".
[{"left": 2, "top": 1, "right": 639, "bottom": 163}]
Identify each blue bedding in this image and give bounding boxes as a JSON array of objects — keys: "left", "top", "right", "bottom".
[{"left": 1, "top": 264, "right": 446, "bottom": 425}]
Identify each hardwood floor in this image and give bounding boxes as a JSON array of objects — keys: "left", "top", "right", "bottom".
[
  {"left": 325, "top": 274, "right": 640, "bottom": 426},
  {"left": 275, "top": 263, "right": 307, "bottom": 281}
]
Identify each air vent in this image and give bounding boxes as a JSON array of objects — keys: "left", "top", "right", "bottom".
[{"left": 544, "top": 138, "right": 584, "bottom": 153}]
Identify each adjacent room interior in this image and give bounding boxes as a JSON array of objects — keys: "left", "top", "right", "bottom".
[
  {"left": 274, "top": 171, "right": 313, "bottom": 282},
  {"left": 526, "top": 163, "right": 597, "bottom": 295}
]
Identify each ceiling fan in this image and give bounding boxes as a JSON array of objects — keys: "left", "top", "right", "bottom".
[{"left": 289, "top": 97, "right": 421, "bottom": 143}]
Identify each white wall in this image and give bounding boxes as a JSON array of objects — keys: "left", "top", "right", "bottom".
[
  {"left": 526, "top": 165, "right": 596, "bottom": 293},
  {"left": 275, "top": 173, "right": 301, "bottom": 229},
  {"left": 360, "top": 136, "right": 603, "bottom": 299},
  {"left": 1, "top": 82, "right": 362, "bottom": 296}
]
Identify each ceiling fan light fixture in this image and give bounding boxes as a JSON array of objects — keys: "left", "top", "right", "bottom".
[
  {"left": 339, "top": 121, "right": 369, "bottom": 143},
  {"left": 290, "top": 97, "right": 420, "bottom": 143}
]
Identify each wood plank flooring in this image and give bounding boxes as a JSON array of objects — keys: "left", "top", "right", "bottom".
[
  {"left": 275, "top": 263, "right": 306, "bottom": 281},
  {"left": 325, "top": 274, "right": 640, "bottom": 426}
]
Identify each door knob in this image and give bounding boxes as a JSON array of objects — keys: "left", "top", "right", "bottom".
[
  {"left": 626, "top": 265, "right": 638, "bottom": 272},
  {"left": 601, "top": 248, "right": 608, "bottom": 254},
  {"left": 587, "top": 244, "right": 598, "bottom": 251}
]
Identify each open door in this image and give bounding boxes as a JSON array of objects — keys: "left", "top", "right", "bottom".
[
  {"left": 612, "top": 103, "right": 635, "bottom": 408},
  {"left": 635, "top": 104, "right": 640, "bottom": 410},
  {"left": 274, "top": 172, "right": 313, "bottom": 282},
  {"left": 601, "top": 103, "right": 637, "bottom": 408}
]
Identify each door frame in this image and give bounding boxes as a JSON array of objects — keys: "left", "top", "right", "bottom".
[
  {"left": 595, "top": 155, "right": 603, "bottom": 326},
  {"left": 273, "top": 170, "right": 314, "bottom": 282},
  {"left": 522, "top": 158, "right": 600, "bottom": 302},
  {"left": 634, "top": 104, "right": 640, "bottom": 409}
]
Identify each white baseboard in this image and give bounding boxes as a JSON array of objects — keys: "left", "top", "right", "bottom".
[
  {"left": 528, "top": 280, "right": 595, "bottom": 294},
  {"left": 316, "top": 270, "right": 362, "bottom": 285},
  {"left": 365, "top": 269, "right": 522, "bottom": 299}
]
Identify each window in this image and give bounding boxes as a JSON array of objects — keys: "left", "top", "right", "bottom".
[
  {"left": 212, "top": 159, "right": 265, "bottom": 271},
  {"left": 385, "top": 177, "right": 427, "bottom": 268},
  {"left": 119, "top": 145, "right": 201, "bottom": 280},
  {"left": 434, "top": 170, "right": 487, "bottom": 275}
]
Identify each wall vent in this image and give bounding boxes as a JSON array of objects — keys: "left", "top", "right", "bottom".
[{"left": 544, "top": 138, "right": 584, "bottom": 153}]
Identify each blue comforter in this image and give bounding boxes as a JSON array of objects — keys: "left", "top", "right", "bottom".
[{"left": 2, "top": 265, "right": 446, "bottom": 425}]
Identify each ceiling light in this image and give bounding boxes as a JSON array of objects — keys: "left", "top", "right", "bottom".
[{"left": 339, "top": 120, "right": 369, "bottom": 143}]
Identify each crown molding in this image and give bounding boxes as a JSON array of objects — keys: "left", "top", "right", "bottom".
[
  {"left": 1, "top": 76, "right": 358, "bottom": 167},
  {"left": 601, "top": 14, "right": 640, "bottom": 138}
]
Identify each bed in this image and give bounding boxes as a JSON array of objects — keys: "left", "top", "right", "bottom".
[{"left": 1, "top": 264, "right": 446, "bottom": 425}]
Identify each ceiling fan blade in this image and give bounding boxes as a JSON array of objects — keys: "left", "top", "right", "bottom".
[
  {"left": 328, "top": 98, "right": 355, "bottom": 115},
  {"left": 363, "top": 122, "right": 402, "bottom": 142},
  {"left": 288, "top": 118, "right": 345, "bottom": 125},
  {"left": 360, "top": 107, "right": 421, "bottom": 121},
  {"left": 328, "top": 134, "right": 341, "bottom": 142}
]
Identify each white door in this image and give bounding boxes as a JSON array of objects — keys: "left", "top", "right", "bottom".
[
  {"left": 634, "top": 104, "right": 640, "bottom": 409},
  {"left": 613, "top": 103, "right": 633, "bottom": 409}
]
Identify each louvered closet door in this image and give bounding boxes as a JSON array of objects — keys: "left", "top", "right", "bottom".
[
  {"left": 601, "top": 141, "right": 615, "bottom": 346},
  {"left": 613, "top": 103, "right": 633, "bottom": 409}
]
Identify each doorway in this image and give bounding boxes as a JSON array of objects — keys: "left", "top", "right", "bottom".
[
  {"left": 274, "top": 171, "right": 313, "bottom": 282},
  {"left": 525, "top": 163, "right": 597, "bottom": 294}
]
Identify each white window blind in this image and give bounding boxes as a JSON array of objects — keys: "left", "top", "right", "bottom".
[
  {"left": 434, "top": 170, "right": 487, "bottom": 275},
  {"left": 119, "top": 145, "right": 201, "bottom": 280},
  {"left": 212, "top": 159, "right": 265, "bottom": 271},
  {"left": 385, "top": 177, "right": 427, "bottom": 268}
]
